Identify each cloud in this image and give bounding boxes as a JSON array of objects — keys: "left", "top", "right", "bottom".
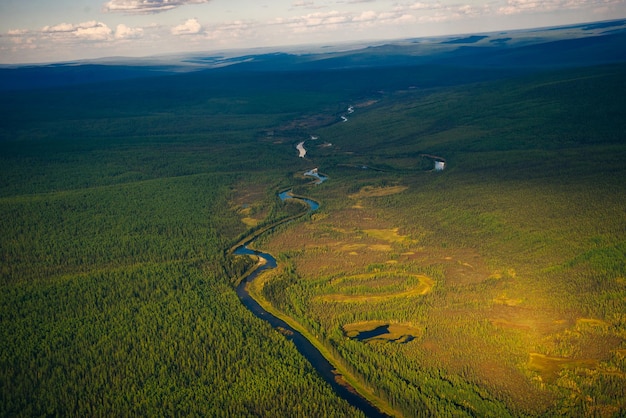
[
  {"left": 498, "top": 0, "right": 552, "bottom": 15},
  {"left": 42, "top": 22, "right": 76, "bottom": 33},
  {"left": 393, "top": 13, "right": 416, "bottom": 23},
  {"left": 4, "top": 29, "right": 37, "bottom": 49},
  {"left": 171, "top": 18, "right": 203, "bottom": 35},
  {"left": 115, "top": 24, "right": 144, "bottom": 39},
  {"left": 496, "top": 0, "right": 621, "bottom": 15},
  {"left": 281, "top": 9, "right": 418, "bottom": 33},
  {"left": 201, "top": 20, "right": 256, "bottom": 44},
  {"left": 103, "top": 0, "right": 212, "bottom": 14},
  {"left": 1, "top": 19, "right": 152, "bottom": 63},
  {"left": 75, "top": 22, "right": 113, "bottom": 41},
  {"left": 42, "top": 21, "right": 114, "bottom": 41},
  {"left": 22, "top": 20, "right": 145, "bottom": 45},
  {"left": 291, "top": 1, "right": 327, "bottom": 10},
  {"left": 408, "top": 2, "right": 435, "bottom": 10},
  {"left": 288, "top": 11, "right": 347, "bottom": 30},
  {"left": 401, "top": 1, "right": 492, "bottom": 23},
  {"left": 353, "top": 10, "right": 378, "bottom": 22},
  {"left": 7, "top": 29, "right": 29, "bottom": 36}
]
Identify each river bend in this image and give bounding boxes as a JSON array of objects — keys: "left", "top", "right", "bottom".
[{"left": 233, "top": 191, "right": 389, "bottom": 418}]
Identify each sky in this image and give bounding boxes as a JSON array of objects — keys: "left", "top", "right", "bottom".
[{"left": 1, "top": 0, "right": 624, "bottom": 64}]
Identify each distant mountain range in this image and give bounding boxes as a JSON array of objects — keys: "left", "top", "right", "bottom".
[{"left": 1, "top": 18, "right": 625, "bottom": 91}]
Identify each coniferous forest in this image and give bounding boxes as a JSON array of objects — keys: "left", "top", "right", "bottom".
[{"left": 1, "top": 22, "right": 625, "bottom": 417}]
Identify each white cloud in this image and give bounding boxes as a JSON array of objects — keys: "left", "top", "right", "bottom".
[
  {"left": 41, "top": 21, "right": 114, "bottom": 41},
  {"left": 4, "top": 29, "right": 37, "bottom": 49},
  {"left": 495, "top": 0, "right": 620, "bottom": 15},
  {"left": 327, "top": 15, "right": 349, "bottom": 24},
  {"left": 353, "top": 10, "right": 378, "bottom": 21},
  {"left": 280, "top": 8, "right": 420, "bottom": 34},
  {"left": 398, "top": 1, "right": 493, "bottom": 23},
  {"left": 408, "top": 2, "right": 445, "bottom": 11},
  {"left": 394, "top": 14, "right": 416, "bottom": 23},
  {"left": 201, "top": 20, "right": 256, "bottom": 44},
  {"left": 171, "top": 18, "right": 203, "bottom": 35},
  {"left": 103, "top": 0, "right": 212, "bottom": 14},
  {"left": 406, "top": 1, "right": 474, "bottom": 15},
  {"left": 352, "top": 10, "right": 416, "bottom": 25},
  {"left": 42, "top": 22, "right": 76, "bottom": 33},
  {"left": 290, "top": 10, "right": 355, "bottom": 29},
  {"left": 219, "top": 21, "right": 250, "bottom": 32},
  {"left": 498, "top": 0, "right": 548, "bottom": 15},
  {"left": 75, "top": 22, "right": 113, "bottom": 41},
  {"left": 7, "top": 29, "right": 29, "bottom": 36},
  {"left": 115, "top": 24, "right": 144, "bottom": 39},
  {"left": 291, "top": 0, "right": 329, "bottom": 9}
]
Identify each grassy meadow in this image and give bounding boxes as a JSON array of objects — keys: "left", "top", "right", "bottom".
[{"left": 1, "top": 52, "right": 625, "bottom": 417}]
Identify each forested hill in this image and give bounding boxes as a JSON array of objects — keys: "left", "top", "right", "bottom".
[{"left": 1, "top": 18, "right": 625, "bottom": 91}]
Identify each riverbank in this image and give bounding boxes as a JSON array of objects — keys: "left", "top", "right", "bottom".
[
  {"left": 304, "top": 168, "right": 328, "bottom": 184},
  {"left": 230, "top": 190, "right": 398, "bottom": 418},
  {"left": 297, "top": 141, "right": 307, "bottom": 158},
  {"left": 246, "top": 271, "right": 398, "bottom": 418}
]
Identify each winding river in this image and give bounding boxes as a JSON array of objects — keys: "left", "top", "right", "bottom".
[{"left": 233, "top": 191, "right": 389, "bottom": 418}]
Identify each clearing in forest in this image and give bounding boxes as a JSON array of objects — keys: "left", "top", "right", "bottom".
[
  {"left": 343, "top": 321, "right": 422, "bottom": 344},
  {"left": 348, "top": 185, "right": 408, "bottom": 199},
  {"left": 314, "top": 272, "right": 433, "bottom": 303}
]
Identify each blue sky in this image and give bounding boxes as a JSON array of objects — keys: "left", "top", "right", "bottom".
[{"left": 1, "top": 0, "right": 624, "bottom": 64}]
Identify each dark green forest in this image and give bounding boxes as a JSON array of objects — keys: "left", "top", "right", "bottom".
[{"left": 1, "top": 30, "right": 625, "bottom": 417}]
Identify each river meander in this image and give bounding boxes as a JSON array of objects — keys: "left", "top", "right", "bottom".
[{"left": 233, "top": 191, "right": 389, "bottom": 418}]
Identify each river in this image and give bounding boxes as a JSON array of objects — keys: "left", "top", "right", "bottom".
[
  {"left": 296, "top": 141, "right": 307, "bottom": 158},
  {"left": 233, "top": 191, "right": 390, "bottom": 418}
]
